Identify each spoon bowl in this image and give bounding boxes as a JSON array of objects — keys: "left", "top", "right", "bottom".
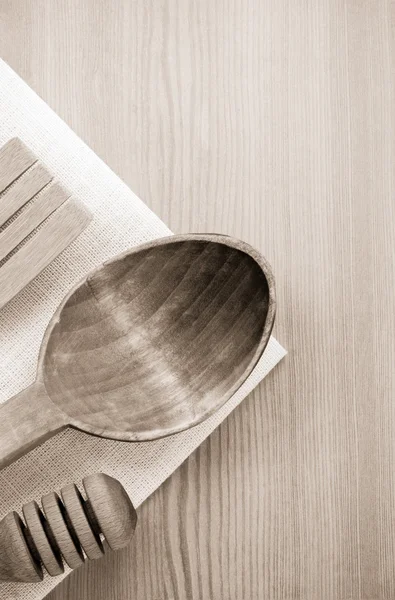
[{"left": 0, "top": 234, "right": 275, "bottom": 469}]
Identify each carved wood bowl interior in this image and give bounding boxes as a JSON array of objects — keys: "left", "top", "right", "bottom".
[{"left": 41, "top": 234, "right": 276, "bottom": 440}]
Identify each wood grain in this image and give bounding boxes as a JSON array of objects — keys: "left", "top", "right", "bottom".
[
  {"left": 0, "top": 162, "right": 52, "bottom": 228},
  {"left": 83, "top": 473, "right": 138, "bottom": 552},
  {"left": 41, "top": 493, "right": 85, "bottom": 571},
  {"left": 0, "top": 197, "right": 92, "bottom": 310},
  {"left": 0, "top": 512, "right": 42, "bottom": 583},
  {"left": 0, "top": 182, "right": 71, "bottom": 262},
  {"left": 22, "top": 501, "right": 64, "bottom": 577},
  {"left": 0, "top": 0, "right": 394, "bottom": 598},
  {"left": 0, "top": 138, "right": 36, "bottom": 192},
  {"left": 60, "top": 484, "right": 104, "bottom": 561}
]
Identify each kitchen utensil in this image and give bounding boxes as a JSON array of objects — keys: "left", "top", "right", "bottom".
[
  {"left": 0, "top": 138, "right": 92, "bottom": 310},
  {"left": 0, "top": 234, "right": 276, "bottom": 470},
  {"left": 0, "top": 473, "right": 137, "bottom": 583}
]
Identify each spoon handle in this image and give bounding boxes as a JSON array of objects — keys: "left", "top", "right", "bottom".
[{"left": 0, "top": 382, "right": 67, "bottom": 470}]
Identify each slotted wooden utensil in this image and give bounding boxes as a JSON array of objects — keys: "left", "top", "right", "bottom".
[
  {"left": 0, "top": 473, "right": 137, "bottom": 583},
  {"left": 0, "top": 138, "right": 92, "bottom": 310},
  {"left": 0, "top": 234, "right": 276, "bottom": 470}
]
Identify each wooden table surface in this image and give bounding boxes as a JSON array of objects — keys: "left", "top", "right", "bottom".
[{"left": 1, "top": 1, "right": 395, "bottom": 598}]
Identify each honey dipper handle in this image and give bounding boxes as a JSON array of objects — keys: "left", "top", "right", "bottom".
[{"left": 0, "top": 382, "right": 67, "bottom": 470}]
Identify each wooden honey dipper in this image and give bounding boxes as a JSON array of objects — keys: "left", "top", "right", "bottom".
[{"left": 0, "top": 473, "right": 137, "bottom": 583}]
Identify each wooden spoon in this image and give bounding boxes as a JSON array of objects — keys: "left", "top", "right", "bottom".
[{"left": 0, "top": 234, "right": 275, "bottom": 470}]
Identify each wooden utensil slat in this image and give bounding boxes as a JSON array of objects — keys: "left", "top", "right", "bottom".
[
  {"left": 0, "top": 138, "right": 37, "bottom": 192},
  {"left": 0, "top": 182, "right": 71, "bottom": 262},
  {"left": 0, "top": 138, "right": 92, "bottom": 310},
  {"left": 0, "top": 198, "right": 92, "bottom": 310},
  {"left": 0, "top": 162, "right": 53, "bottom": 227}
]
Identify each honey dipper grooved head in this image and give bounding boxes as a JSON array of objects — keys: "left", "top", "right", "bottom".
[
  {"left": 83, "top": 473, "right": 137, "bottom": 551},
  {"left": 0, "top": 474, "right": 137, "bottom": 583}
]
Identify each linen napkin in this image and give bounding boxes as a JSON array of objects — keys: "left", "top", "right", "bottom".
[{"left": 0, "top": 59, "right": 286, "bottom": 600}]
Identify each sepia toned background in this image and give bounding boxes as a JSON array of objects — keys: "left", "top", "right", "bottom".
[{"left": 1, "top": 1, "right": 395, "bottom": 598}]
